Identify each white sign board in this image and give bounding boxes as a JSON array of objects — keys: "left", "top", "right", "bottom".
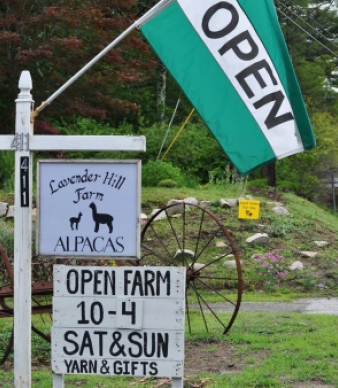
[
  {"left": 37, "top": 160, "right": 141, "bottom": 258},
  {"left": 52, "top": 266, "right": 186, "bottom": 377}
]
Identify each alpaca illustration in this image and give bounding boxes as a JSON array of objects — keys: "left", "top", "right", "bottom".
[
  {"left": 89, "top": 202, "right": 114, "bottom": 233},
  {"left": 69, "top": 212, "right": 82, "bottom": 230}
]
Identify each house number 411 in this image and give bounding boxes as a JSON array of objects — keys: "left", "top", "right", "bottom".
[{"left": 20, "top": 157, "right": 29, "bottom": 207}]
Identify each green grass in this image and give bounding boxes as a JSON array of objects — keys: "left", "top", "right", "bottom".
[
  {"left": 141, "top": 186, "right": 246, "bottom": 211},
  {"left": 1, "top": 312, "right": 338, "bottom": 387},
  {"left": 224, "top": 312, "right": 338, "bottom": 387}
]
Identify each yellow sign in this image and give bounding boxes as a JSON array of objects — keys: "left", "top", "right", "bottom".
[{"left": 238, "top": 200, "right": 260, "bottom": 219}]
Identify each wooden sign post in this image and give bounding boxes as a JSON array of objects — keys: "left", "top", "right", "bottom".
[{"left": 0, "top": 71, "right": 146, "bottom": 388}]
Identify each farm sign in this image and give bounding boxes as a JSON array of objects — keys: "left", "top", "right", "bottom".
[
  {"left": 52, "top": 265, "right": 186, "bottom": 377},
  {"left": 37, "top": 160, "right": 141, "bottom": 258},
  {"left": 238, "top": 200, "right": 261, "bottom": 220}
]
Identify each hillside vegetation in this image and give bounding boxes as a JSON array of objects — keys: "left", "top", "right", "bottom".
[
  {"left": 141, "top": 185, "right": 338, "bottom": 298},
  {"left": 0, "top": 184, "right": 338, "bottom": 299},
  {"left": 2, "top": 184, "right": 337, "bottom": 299}
]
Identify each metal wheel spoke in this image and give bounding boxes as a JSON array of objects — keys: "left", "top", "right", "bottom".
[
  {"left": 182, "top": 205, "right": 186, "bottom": 262},
  {"left": 167, "top": 207, "right": 190, "bottom": 268},
  {"left": 185, "top": 288, "right": 192, "bottom": 334},
  {"left": 145, "top": 223, "right": 173, "bottom": 258},
  {"left": 189, "top": 283, "right": 227, "bottom": 330},
  {"left": 195, "top": 277, "right": 237, "bottom": 306},
  {"left": 211, "top": 250, "right": 237, "bottom": 261},
  {"left": 193, "top": 209, "right": 206, "bottom": 258},
  {"left": 192, "top": 253, "right": 233, "bottom": 274},
  {"left": 197, "top": 275, "right": 240, "bottom": 281},
  {"left": 188, "top": 281, "right": 210, "bottom": 332},
  {"left": 141, "top": 249, "right": 173, "bottom": 266},
  {"left": 165, "top": 211, "right": 184, "bottom": 254},
  {"left": 194, "top": 226, "right": 223, "bottom": 263},
  {"left": 139, "top": 203, "right": 242, "bottom": 335}
]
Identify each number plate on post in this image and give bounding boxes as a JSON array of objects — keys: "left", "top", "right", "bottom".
[{"left": 20, "top": 156, "right": 29, "bottom": 207}]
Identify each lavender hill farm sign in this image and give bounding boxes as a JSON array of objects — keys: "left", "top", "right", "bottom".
[{"left": 37, "top": 160, "right": 141, "bottom": 258}]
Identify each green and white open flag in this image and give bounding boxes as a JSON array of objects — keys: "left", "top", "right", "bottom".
[{"left": 138, "top": 0, "right": 316, "bottom": 175}]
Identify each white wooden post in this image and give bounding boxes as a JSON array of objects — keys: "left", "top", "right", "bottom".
[
  {"left": 0, "top": 71, "right": 146, "bottom": 388},
  {"left": 53, "top": 373, "right": 64, "bottom": 388},
  {"left": 172, "top": 378, "right": 183, "bottom": 388},
  {"left": 14, "top": 71, "right": 33, "bottom": 387}
]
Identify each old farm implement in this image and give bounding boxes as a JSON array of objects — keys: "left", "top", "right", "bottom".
[
  {"left": 0, "top": 242, "right": 53, "bottom": 364},
  {"left": 0, "top": 202, "right": 242, "bottom": 364},
  {"left": 124, "top": 202, "right": 243, "bottom": 335}
]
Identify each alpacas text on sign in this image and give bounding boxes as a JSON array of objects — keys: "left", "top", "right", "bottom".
[
  {"left": 37, "top": 160, "right": 141, "bottom": 258},
  {"left": 52, "top": 266, "right": 186, "bottom": 378}
]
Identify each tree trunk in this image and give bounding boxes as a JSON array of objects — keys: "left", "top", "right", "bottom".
[
  {"left": 261, "top": 163, "right": 276, "bottom": 187},
  {"left": 156, "top": 63, "right": 167, "bottom": 126}
]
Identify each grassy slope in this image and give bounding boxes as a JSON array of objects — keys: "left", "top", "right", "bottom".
[
  {"left": 141, "top": 186, "right": 338, "bottom": 299},
  {"left": 1, "top": 185, "right": 338, "bottom": 298}
]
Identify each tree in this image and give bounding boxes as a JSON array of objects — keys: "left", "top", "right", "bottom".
[
  {"left": 258, "top": 1, "right": 338, "bottom": 189},
  {"left": 0, "top": 0, "right": 157, "bottom": 133},
  {"left": 274, "top": 0, "right": 338, "bottom": 115}
]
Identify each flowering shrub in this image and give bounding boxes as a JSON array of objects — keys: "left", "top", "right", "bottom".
[
  {"left": 254, "top": 252, "right": 288, "bottom": 292},
  {"left": 300, "top": 265, "right": 318, "bottom": 289}
]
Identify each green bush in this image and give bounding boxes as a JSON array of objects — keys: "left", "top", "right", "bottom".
[
  {"left": 0, "top": 152, "right": 15, "bottom": 191},
  {"left": 158, "top": 179, "right": 178, "bottom": 188},
  {"left": 57, "top": 117, "right": 134, "bottom": 136},
  {"left": 247, "top": 178, "right": 269, "bottom": 189},
  {"left": 51, "top": 118, "right": 232, "bottom": 186},
  {"left": 276, "top": 150, "right": 325, "bottom": 200},
  {"left": 0, "top": 227, "right": 14, "bottom": 257},
  {"left": 142, "top": 161, "right": 184, "bottom": 187},
  {"left": 135, "top": 123, "right": 230, "bottom": 183},
  {"left": 277, "top": 179, "right": 300, "bottom": 193}
]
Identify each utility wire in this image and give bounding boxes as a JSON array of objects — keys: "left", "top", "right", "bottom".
[
  {"left": 276, "top": 6, "right": 338, "bottom": 58},
  {"left": 276, "top": 0, "right": 338, "bottom": 51},
  {"left": 284, "top": 0, "right": 338, "bottom": 36}
]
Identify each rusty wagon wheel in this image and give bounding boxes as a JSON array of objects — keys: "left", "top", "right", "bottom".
[
  {"left": 0, "top": 243, "right": 52, "bottom": 365},
  {"left": 138, "top": 202, "right": 243, "bottom": 334}
]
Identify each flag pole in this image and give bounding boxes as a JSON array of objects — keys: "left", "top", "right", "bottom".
[
  {"left": 161, "top": 108, "right": 195, "bottom": 161},
  {"left": 35, "top": 0, "right": 174, "bottom": 115},
  {"left": 156, "top": 98, "right": 180, "bottom": 161}
]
